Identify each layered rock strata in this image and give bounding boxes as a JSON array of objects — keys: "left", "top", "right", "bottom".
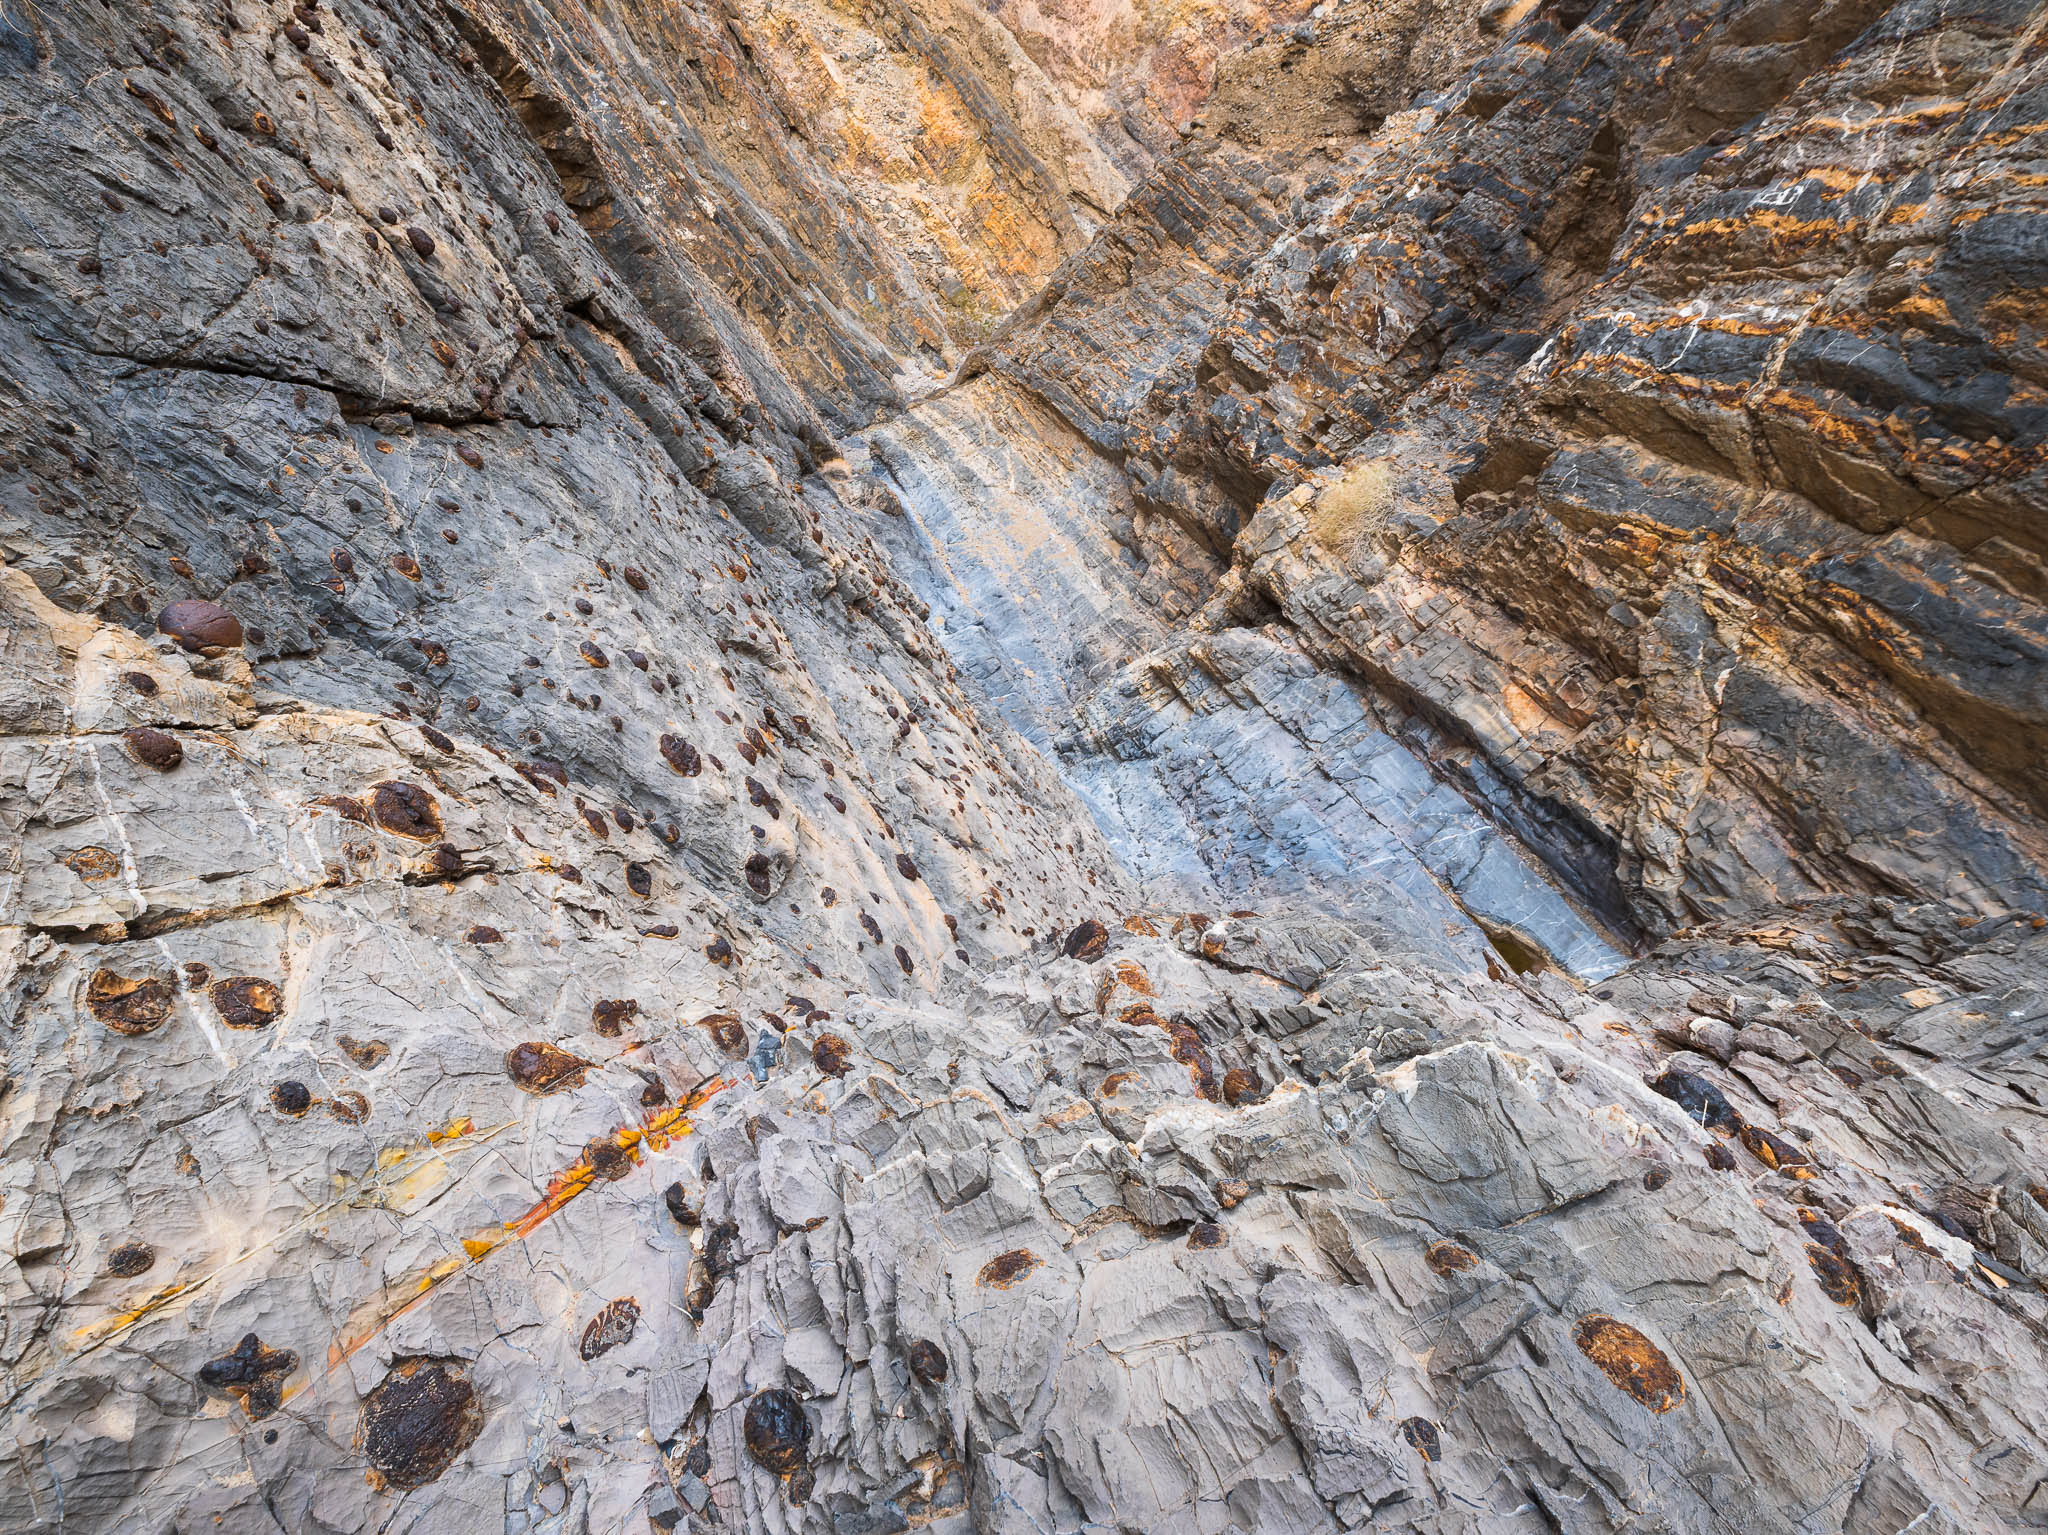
[{"left": 0, "top": 0, "right": 2044, "bottom": 1531}]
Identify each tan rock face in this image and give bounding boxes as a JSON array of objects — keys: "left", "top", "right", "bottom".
[{"left": 2, "top": 0, "right": 2046, "bottom": 1530}]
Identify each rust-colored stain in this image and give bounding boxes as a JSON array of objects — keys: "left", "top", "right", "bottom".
[
  {"left": 1186, "top": 1221, "right": 1228, "bottom": 1250},
  {"left": 1426, "top": 1240, "right": 1478, "bottom": 1275},
  {"left": 1122, "top": 914, "right": 1160, "bottom": 936},
  {"left": 977, "top": 1249, "right": 1041, "bottom": 1289},
  {"left": 326, "top": 1079, "right": 731, "bottom": 1368},
  {"left": 1572, "top": 1314, "right": 1685, "bottom": 1412},
  {"left": 812, "top": 1033, "right": 852, "bottom": 1076}
]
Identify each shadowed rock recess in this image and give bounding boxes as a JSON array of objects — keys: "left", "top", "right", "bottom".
[{"left": 1, "top": 0, "right": 2044, "bottom": 1529}]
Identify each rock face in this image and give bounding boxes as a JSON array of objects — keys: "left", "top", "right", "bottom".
[{"left": 1, "top": 0, "right": 2045, "bottom": 1533}]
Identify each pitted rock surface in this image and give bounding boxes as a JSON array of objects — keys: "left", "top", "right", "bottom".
[{"left": 1, "top": 0, "right": 2045, "bottom": 1532}]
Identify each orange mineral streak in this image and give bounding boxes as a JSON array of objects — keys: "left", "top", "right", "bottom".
[{"left": 326, "top": 1079, "right": 732, "bottom": 1369}]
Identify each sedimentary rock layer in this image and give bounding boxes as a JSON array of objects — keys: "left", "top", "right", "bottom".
[{"left": 0, "top": 0, "right": 2044, "bottom": 1531}]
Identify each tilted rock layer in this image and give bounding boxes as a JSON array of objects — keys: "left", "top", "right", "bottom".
[{"left": 0, "top": 0, "right": 2044, "bottom": 1532}]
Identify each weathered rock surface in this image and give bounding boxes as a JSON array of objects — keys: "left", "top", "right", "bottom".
[{"left": 1, "top": 0, "right": 2045, "bottom": 1531}]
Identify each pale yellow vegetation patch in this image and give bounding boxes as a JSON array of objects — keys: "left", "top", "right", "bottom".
[{"left": 1308, "top": 458, "right": 1393, "bottom": 555}]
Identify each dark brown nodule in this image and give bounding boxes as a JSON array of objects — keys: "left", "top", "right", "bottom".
[
  {"left": 1187, "top": 1221, "right": 1228, "bottom": 1250},
  {"left": 699, "top": 1013, "right": 748, "bottom": 1058},
  {"left": 977, "top": 1249, "right": 1041, "bottom": 1289},
  {"left": 210, "top": 976, "right": 283, "bottom": 1029},
  {"left": 361, "top": 1358, "right": 482, "bottom": 1491},
  {"left": 1805, "top": 1243, "right": 1861, "bottom": 1306},
  {"left": 659, "top": 733, "right": 702, "bottom": 776},
  {"left": 907, "top": 1339, "right": 948, "bottom": 1384},
  {"left": 623, "top": 566, "right": 648, "bottom": 591},
  {"left": 625, "top": 862, "right": 653, "bottom": 898},
  {"left": 591, "top": 999, "right": 640, "bottom": 1037},
  {"left": 744, "top": 853, "right": 775, "bottom": 898},
  {"left": 893, "top": 943, "right": 913, "bottom": 976},
  {"left": 812, "top": 1034, "right": 852, "bottom": 1077},
  {"left": 894, "top": 853, "right": 920, "bottom": 882},
  {"left": 584, "top": 1135, "right": 635, "bottom": 1182},
  {"left": 1400, "top": 1416, "right": 1440, "bottom": 1462},
  {"left": 466, "top": 925, "right": 503, "bottom": 945},
  {"left": 663, "top": 1181, "right": 698, "bottom": 1227},
  {"left": 1705, "top": 1141, "right": 1738, "bottom": 1171},
  {"left": 1643, "top": 1165, "right": 1672, "bottom": 1191},
  {"left": 88, "top": 969, "right": 174, "bottom": 1035},
  {"left": 125, "top": 726, "right": 183, "bottom": 771},
  {"left": 1425, "top": 1239, "right": 1477, "bottom": 1275},
  {"left": 505, "top": 1042, "right": 587, "bottom": 1095},
  {"left": 705, "top": 935, "right": 734, "bottom": 966},
  {"left": 106, "top": 1241, "right": 156, "bottom": 1278},
  {"left": 1739, "top": 1123, "right": 1813, "bottom": 1177},
  {"left": 1063, "top": 919, "right": 1109, "bottom": 962},
  {"left": 578, "top": 1297, "right": 640, "bottom": 1361},
  {"left": 419, "top": 724, "right": 454, "bottom": 753},
  {"left": 339, "top": 1035, "right": 390, "bottom": 1068},
  {"left": 271, "top": 1080, "right": 312, "bottom": 1116},
  {"left": 404, "top": 226, "right": 436, "bottom": 259},
  {"left": 456, "top": 443, "right": 483, "bottom": 469},
  {"left": 65, "top": 846, "right": 121, "bottom": 881},
  {"left": 1221, "top": 1066, "right": 1264, "bottom": 1106},
  {"left": 1572, "top": 1314, "right": 1685, "bottom": 1413},
  {"left": 158, "top": 599, "right": 244, "bottom": 652},
  {"left": 124, "top": 670, "right": 160, "bottom": 696},
  {"left": 370, "top": 781, "right": 442, "bottom": 840},
  {"left": 390, "top": 553, "right": 421, "bottom": 581},
  {"left": 742, "top": 1388, "right": 812, "bottom": 1474},
  {"left": 198, "top": 1333, "right": 298, "bottom": 1421},
  {"left": 578, "top": 640, "right": 608, "bottom": 668}
]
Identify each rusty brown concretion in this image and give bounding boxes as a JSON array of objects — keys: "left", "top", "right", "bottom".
[
  {"left": 125, "top": 726, "right": 183, "bottom": 771},
  {"left": 1063, "top": 919, "right": 1108, "bottom": 961},
  {"left": 743, "top": 1388, "right": 812, "bottom": 1474},
  {"left": 977, "top": 1249, "right": 1041, "bottom": 1289},
  {"left": 1425, "top": 1240, "right": 1477, "bottom": 1275},
  {"left": 698, "top": 1013, "right": 748, "bottom": 1058},
  {"left": 907, "top": 1339, "right": 948, "bottom": 1384},
  {"left": 1187, "top": 1221, "right": 1228, "bottom": 1250},
  {"left": 370, "top": 781, "right": 442, "bottom": 840},
  {"left": 198, "top": 1333, "right": 298, "bottom": 1421},
  {"left": 105, "top": 1241, "right": 155, "bottom": 1277},
  {"left": 88, "top": 969, "right": 174, "bottom": 1035},
  {"left": 579, "top": 1297, "right": 640, "bottom": 1360},
  {"left": 1805, "top": 1243, "right": 1861, "bottom": 1305},
  {"left": 1400, "top": 1416, "right": 1440, "bottom": 1461},
  {"left": 1572, "top": 1314, "right": 1685, "bottom": 1413},
  {"left": 361, "top": 1358, "right": 482, "bottom": 1489},
  {"left": 158, "top": 599, "right": 243, "bottom": 651},
  {"left": 591, "top": 999, "right": 640, "bottom": 1037},
  {"left": 505, "top": 1042, "right": 588, "bottom": 1095},
  {"left": 812, "top": 1034, "right": 852, "bottom": 1076},
  {"left": 211, "top": 976, "right": 282, "bottom": 1029}
]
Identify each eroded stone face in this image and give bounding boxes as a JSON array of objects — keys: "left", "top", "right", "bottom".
[{"left": 2, "top": 0, "right": 2045, "bottom": 1529}]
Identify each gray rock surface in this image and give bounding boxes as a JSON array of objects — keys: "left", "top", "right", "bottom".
[{"left": 1, "top": 0, "right": 2045, "bottom": 1531}]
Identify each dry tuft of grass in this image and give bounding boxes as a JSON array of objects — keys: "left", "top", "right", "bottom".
[{"left": 1308, "top": 458, "right": 1393, "bottom": 555}]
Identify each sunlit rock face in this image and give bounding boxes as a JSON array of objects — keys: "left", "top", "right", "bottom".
[{"left": 2, "top": 0, "right": 2046, "bottom": 1531}]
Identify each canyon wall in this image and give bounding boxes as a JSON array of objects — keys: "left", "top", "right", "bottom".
[{"left": 0, "top": 0, "right": 2044, "bottom": 1532}]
